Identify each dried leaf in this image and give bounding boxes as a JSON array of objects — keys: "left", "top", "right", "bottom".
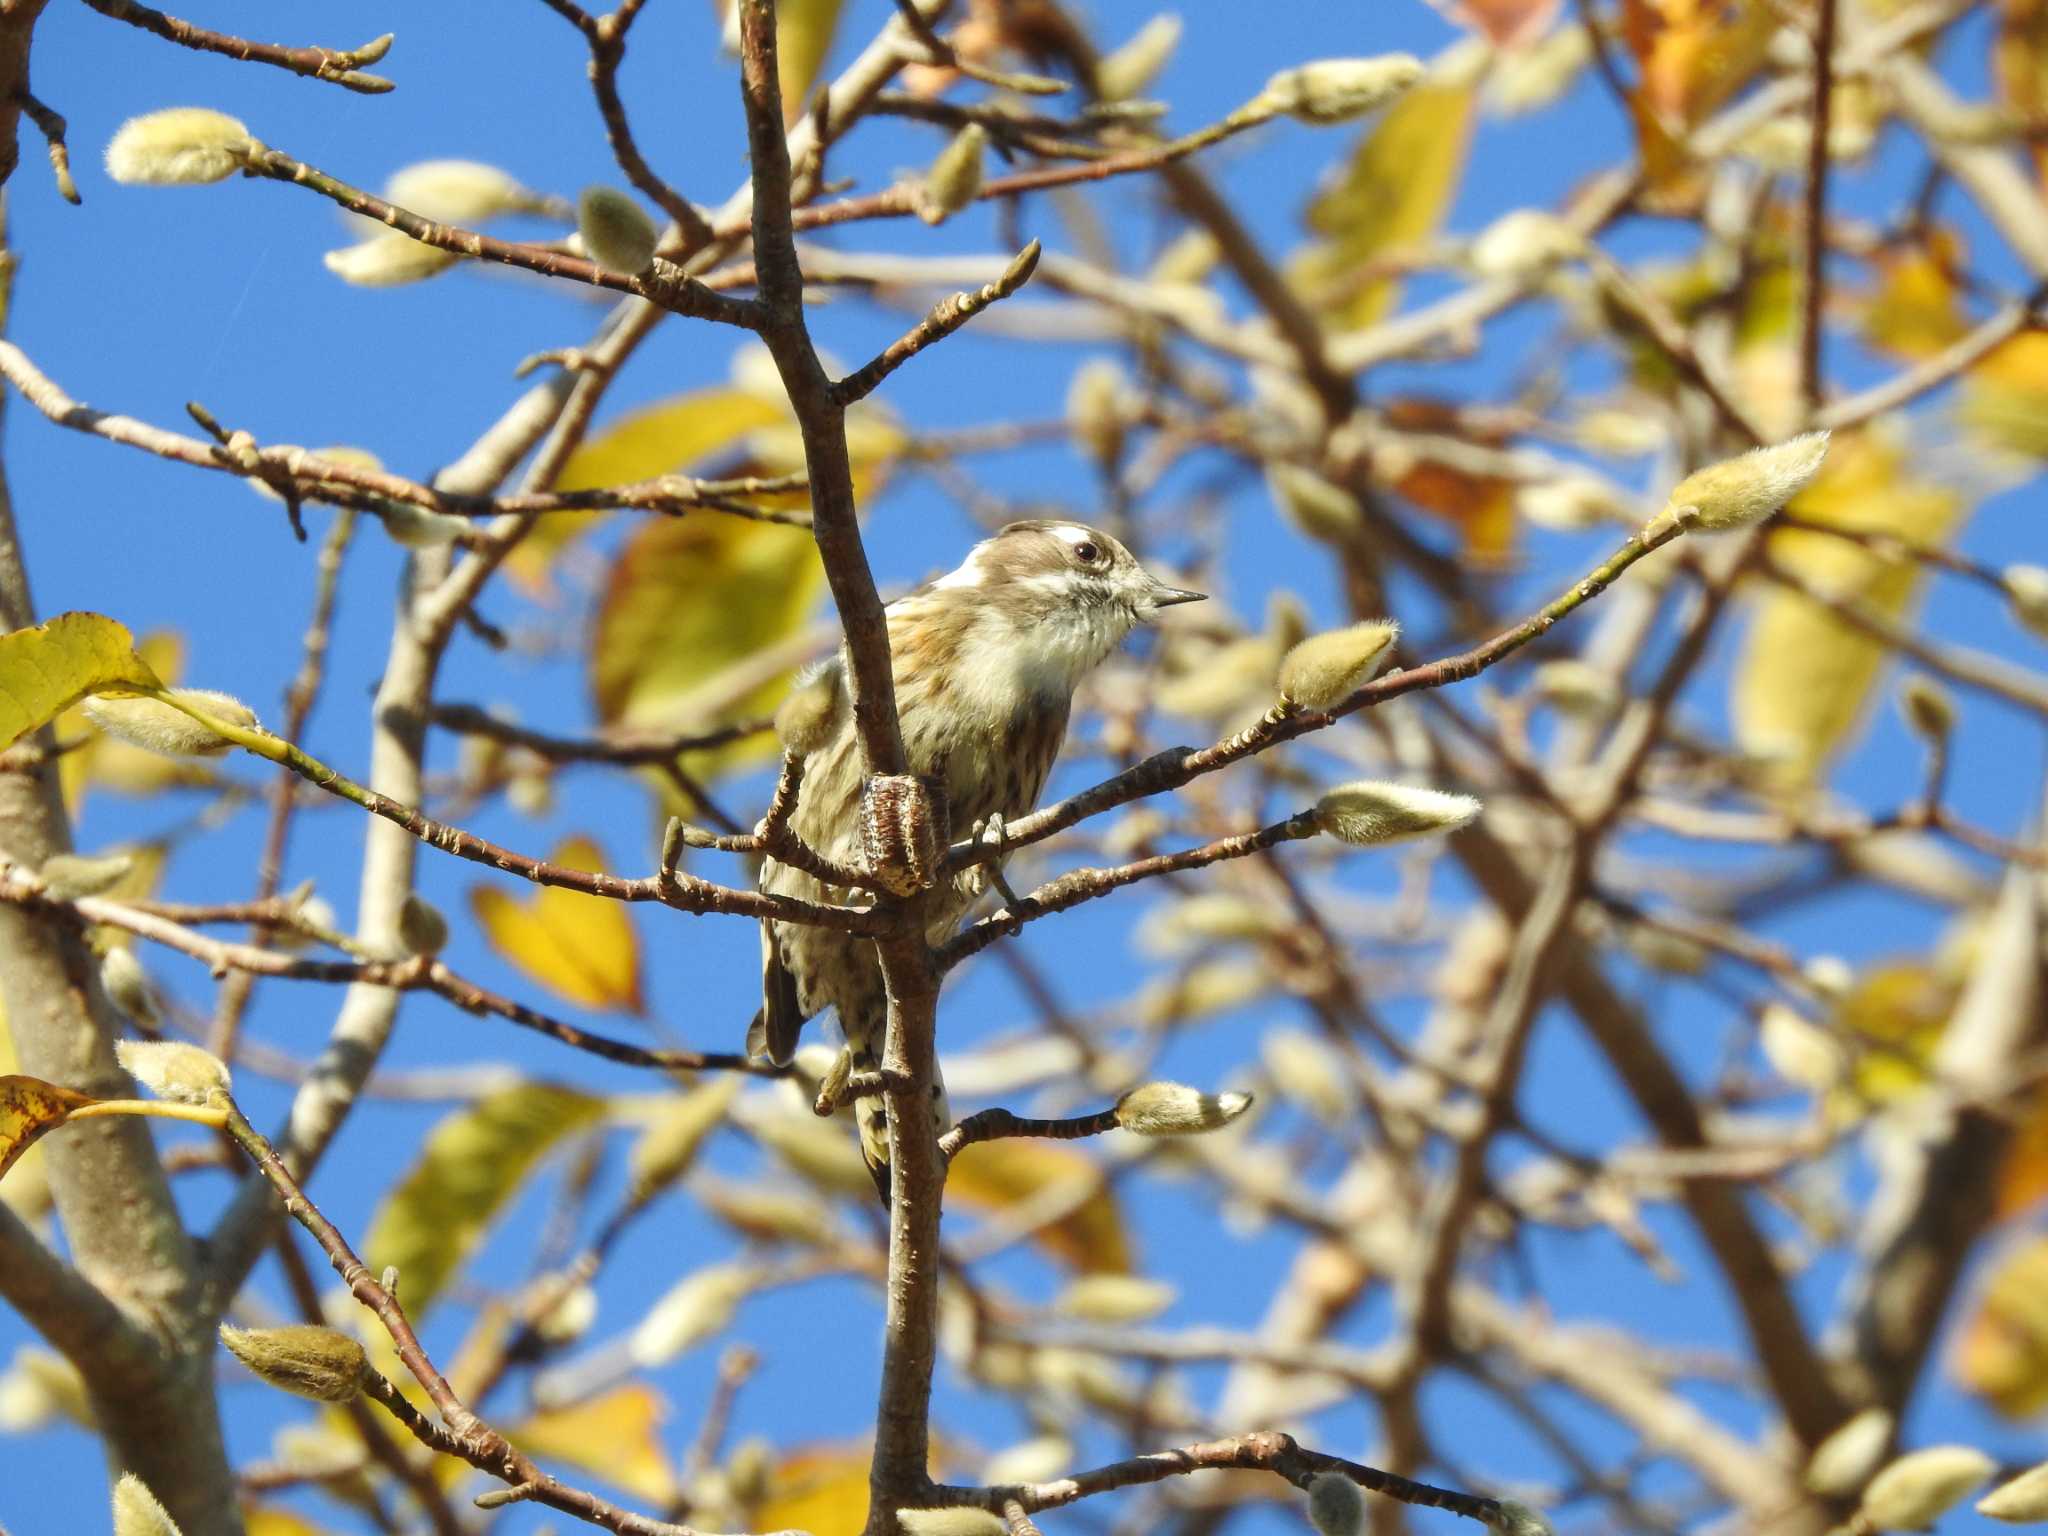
[
  {"left": 0, "top": 612, "right": 161, "bottom": 751},
  {"left": 1427, "top": 0, "right": 1563, "bottom": 47},
  {"left": 948, "top": 1139, "right": 1131, "bottom": 1274},
  {"left": 364, "top": 1082, "right": 606, "bottom": 1314},
  {"left": 470, "top": 836, "right": 644, "bottom": 1013},
  {"left": 0, "top": 1074, "right": 98, "bottom": 1184},
  {"left": 513, "top": 1384, "right": 678, "bottom": 1506}
]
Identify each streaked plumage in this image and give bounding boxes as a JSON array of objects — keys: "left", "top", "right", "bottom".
[{"left": 748, "top": 520, "right": 1203, "bottom": 1194}]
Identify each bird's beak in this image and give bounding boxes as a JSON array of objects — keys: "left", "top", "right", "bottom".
[{"left": 1149, "top": 582, "right": 1207, "bottom": 608}]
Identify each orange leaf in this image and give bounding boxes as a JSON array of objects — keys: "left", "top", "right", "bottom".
[
  {"left": 0, "top": 1074, "right": 98, "bottom": 1183},
  {"left": 1997, "top": 1083, "right": 2048, "bottom": 1219},
  {"left": 751, "top": 1445, "right": 872, "bottom": 1536},
  {"left": 1954, "top": 1235, "right": 2048, "bottom": 1418},
  {"left": 948, "top": 1139, "right": 1132, "bottom": 1274},
  {"left": 470, "top": 837, "right": 644, "bottom": 1013},
  {"left": 1428, "top": 0, "right": 1563, "bottom": 47}
]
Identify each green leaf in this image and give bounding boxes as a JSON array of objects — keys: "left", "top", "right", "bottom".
[
  {"left": 364, "top": 1082, "right": 606, "bottom": 1314},
  {"left": 0, "top": 612, "right": 162, "bottom": 750},
  {"left": 774, "top": 0, "right": 849, "bottom": 120}
]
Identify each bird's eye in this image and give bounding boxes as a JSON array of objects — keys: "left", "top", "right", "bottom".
[{"left": 1073, "top": 541, "right": 1100, "bottom": 564}]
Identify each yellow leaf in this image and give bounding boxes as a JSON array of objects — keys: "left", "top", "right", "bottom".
[
  {"left": 1619, "top": 0, "right": 1774, "bottom": 195},
  {"left": 591, "top": 511, "right": 824, "bottom": 789},
  {"left": 1960, "top": 332, "right": 2048, "bottom": 459},
  {"left": 0, "top": 1073, "right": 98, "bottom": 1183},
  {"left": 1955, "top": 1235, "right": 2048, "bottom": 1418},
  {"left": 243, "top": 1506, "right": 338, "bottom": 1536},
  {"left": 470, "top": 835, "right": 644, "bottom": 1013},
  {"left": 0, "top": 612, "right": 161, "bottom": 751},
  {"left": 364, "top": 1082, "right": 606, "bottom": 1314},
  {"left": 774, "top": 0, "right": 849, "bottom": 121},
  {"left": 1732, "top": 432, "right": 1964, "bottom": 783},
  {"left": 1831, "top": 960, "right": 1958, "bottom": 1110},
  {"left": 1296, "top": 66, "right": 1477, "bottom": 328},
  {"left": 513, "top": 1384, "right": 678, "bottom": 1506},
  {"left": 508, "top": 388, "right": 786, "bottom": 593},
  {"left": 1860, "top": 236, "right": 1971, "bottom": 360},
  {"left": 750, "top": 1445, "right": 873, "bottom": 1536},
  {"left": 0, "top": 1012, "right": 51, "bottom": 1221},
  {"left": 948, "top": 1139, "right": 1131, "bottom": 1274}
]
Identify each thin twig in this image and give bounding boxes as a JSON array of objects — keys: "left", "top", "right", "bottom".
[{"left": 80, "top": 0, "right": 396, "bottom": 92}]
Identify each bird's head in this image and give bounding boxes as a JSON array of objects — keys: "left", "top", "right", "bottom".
[{"left": 937, "top": 519, "right": 1205, "bottom": 631}]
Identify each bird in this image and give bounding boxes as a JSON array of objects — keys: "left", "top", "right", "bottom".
[{"left": 748, "top": 519, "right": 1205, "bottom": 1197}]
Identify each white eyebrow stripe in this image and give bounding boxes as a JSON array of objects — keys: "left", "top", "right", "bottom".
[
  {"left": 1047, "top": 525, "right": 1093, "bottom": 547},
  {"left": 930, "top": 550, "right": 989, "bottom": 591}
]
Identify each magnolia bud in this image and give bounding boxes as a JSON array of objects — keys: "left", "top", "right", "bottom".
[
  {"left": 112, "top": 1475, "right": 183, "bottom": 1536},
  {"left": 1149, "top": 229, "right": 1220, "bottom": 287},
  {"left": 36, "top": 850, "right": 135, "bottom": 900},
  {"left": 397, "top": 893, "right": 449, "bottom": 957},
  {"left": 1660, "top": 432, "right": 1830, "bottom": 533},
  {"left": 1054, "top": 1275, "right": 1176, "bottom": 1324},
  {"left": 898, "top": 1510, "right": 1007, "bottom": 1536},
  {"left": 104, "top": 108, "right": 255, "bottom": 186},
  {"left": 1469, "top": 209, "right": 1581, "bottom": 279},
  {"left": 1758, "top": 1004, "right": 1842, "bottom": 1092},
  {"left": 1805, "top": 1408, "right": 1894, "bottom": 1497},
  {"left": 386, "top": 159, "right": 536, "bottom": 222},
  {"left": 1897, "top": 674, "right": 1954, "bottom": 743},
  {"left": 1859, "top": 1446, "right": 1995, "bottom": 1531},
  {"left": 99, "top": 946, "right": 158, "bottom": 1025},
  {"left": 534, "top": 1282, "right": 599, "bottom": 1346},
  {"left": 323, "top": 232, "right": 460, "bottom": 287},
  {"left": 775, "top": 671, "right": 844, "bottom": 755},
  {"left": 578, "top": 185, "right": 660, "bottom": 275},
  {"left": 1278, "top": 621, "right": 1400, "bottom": 709},
  {"left": 1802, "top": 953, "right": 1854, "bottom": 999},
  {"left": 1307, "top": 1472, "right": 1365, "bottom": 1536},
  {"left": 984, "top": 1436, "right": 1072, "bottom": 1486},
  {"left": 630, "top": 1264, "right": 755, "bottom": 1366},
  {"left": 1489, "top": 1500, "right": 1557, "bottom": 1536},
  {"left": 1979, "top": 1461, "right": 2048, "bottom": 1523},
  {"left": 1518, "top": 475, "right": 1629, "bottom": 531},
  {"left": 1268, "top": 462, "right": 1364, "bottom": 543},
  {"left": 1314, "top": 781, "right": 1482, "bottom": 846},
  {"left": 376, "top": 502, "right": 468, "bottom": 548},
  {"left": 629, "top": 1079, "right": 740, "bottom": 1204},
  {"left": 2002, "top": 564, "right": 2048, "bottom": 641},
  {"left": 1263, "top": 1028, "right": 1352, "bottom": 1123},
  {"left": 219, "top": 1323, "right": 370, "bottom": 1402},
  {"left": 115, "top": 1039, "right": 230, "bottom": 1106},
  {"left": 1252, "top": 54, "right": 1424, "bottom": 125},
  {"left": 1067, "top": 359, "right": 1130, "bottom": 468},
  {"left": 83, "top": 689, "right": 256, "bottom": 759},
  {"left": 1114, "top": 1081, "right": 1254, "bottom": 1136},
  {"left": 1095, "top": 14, "right": 1182, "bottom": 101},
  {"left": 919, "top": 124, "right": 986, "bottom": 226},
  {"left": 1530, "top": 659, "right": 1619, "bottom": 719}
]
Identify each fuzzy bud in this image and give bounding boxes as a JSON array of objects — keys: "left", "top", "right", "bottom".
[
  {"left": 99, "top": 946, "right": 158, "bottom": 1025},
  {"left": 115, "top": 1039, "right": 230, "bottom": 1106},
  {"left": 36, "top": 850, "right": 135, "bottom": 900},
  {"left": 397, "top": 893, "right": 449, "bottom": 957},
  {"left": 82, "top": 689, "right": 256, "bottom": 759},
  {"left": 630, "top": 1264, "right": 755, "bottom": 1366},
  {"left": 323, "top": 232, "right": 460, "bottom": 287},
  {"left": 1149, "top": 229, "right": 1220, "bottom": 287},
  {"left": 1469, "top": 209, "right": 1582, "bottom": 279},
  {"left": 984, "top": 1436, "right": 1072, "bottom": 1486},
  {"left": 629, "top": 1080, "right": 739, "bottom": 1203},
  {"left": 1251, "top": 54, "right": 1424, "bottom": 125},
  {"left": 104, "top": 108, "right": 255, "bottom": 186},
  {"left": 1859, "top": 1446, "right": 1995, "bottom": 1531},
  {"left": 898, "top": 1510, "right": 1007, "bottom": 1536},
  {"left": 2002, "top": 564, "right": 2048, "bottom": 641},
  {"left": 1758, "top": 1004, "right": 1842, "bottom": 1092},
  {"left": 1518, "top": 475, "right": 1628, "bottom": 531},
  {"left": 1095, "top": 14, "right": 1182, "bottom": 101},
  {"left": 775, "top": 671, "right": 844, "bottom": 756},
  {"left": 1489, "top": 1501, "right": 1557, "bottom": 1536},
  {"left": 919, "top": 124, "right": 986, "bottom": 226},
  {"left": 375, "top": 502, "right": 468, "bottom": 549},
  {"left": 1979, "top": 1462, "right": 2048, "bottom": 1523},
  {"left": 578, "top": 185, "right": 661, "bottom": 275},
  {"left": 1805, "top": 1409, "right": 1895, "bottom": 1497},
  {"left": 1897, "top": 674, "right": 1954, "bottom": 744},
  {"left": 219, "top": 1324, "right": 370, "bottom": 1403},
  {"left": 1268, "top": 462, "right": 1363, "bottom": 543},
  {"left": 386, "top": 159, "right": 536, "bottom": 223},
  {"left": 1530, "top": 659, "right": 1619, "bottom": 719},
  {"left": 1660, "top": 432, "right": 1830, "bottom": 534},
  {"left": 1307, "top": 1473, "right": 1365, "bottom": 1536},
  {"left": 1114, "top": 1081, "right": 1254, "bottom": 1136},
  {"left": 1314, "top": 780, "right": 1482, "bottom": 847},
  {"left": 1278, "top": 621, "right": 1399, "bottom": 709},
  {"left": 1066, "top": 359, "right": 1129, "bottom": 468},
  {"left": 112, "top": 1475, "right": 183, "bottom": 1536},
  {"left": 1054, "top": 1274, "right": 1177, "bottom": 1324}
]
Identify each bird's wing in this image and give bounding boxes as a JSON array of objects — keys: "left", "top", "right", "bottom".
[{"left": 747, "top": 919, "right": 806, "bottom": 1064}]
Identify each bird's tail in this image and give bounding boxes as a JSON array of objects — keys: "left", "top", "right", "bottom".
[{"left": 848, "top": 1030, "right": 951, "bottom": 1206}]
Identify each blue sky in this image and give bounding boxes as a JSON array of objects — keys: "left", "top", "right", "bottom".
[{"left": 3, "top": 1, "right": 2045, "bottom": 1532}]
